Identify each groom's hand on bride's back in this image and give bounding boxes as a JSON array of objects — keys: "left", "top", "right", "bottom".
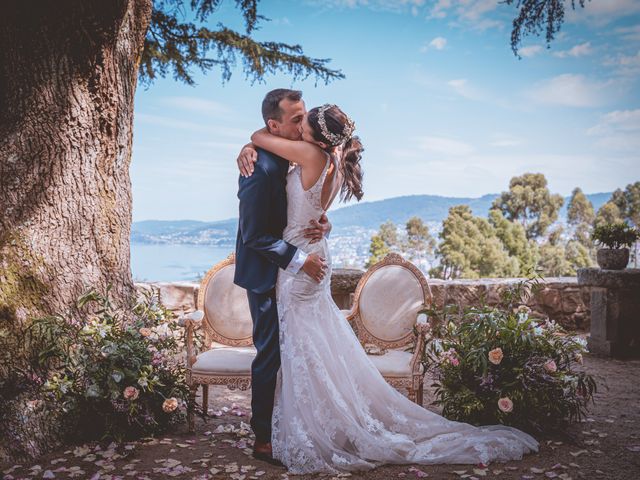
[
  {"left": 302, "top": 254, "right": 327, "bottom": 283},
  {"left": 237, "top": 143, "right": 257, "bottom": 177},
  {"left": 304, "top": 214, "right": 332, "bottom": 244}
]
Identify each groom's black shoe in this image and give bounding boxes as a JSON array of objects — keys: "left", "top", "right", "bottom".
[{"left": 253, "top": 441, "right": 285, "bottom": 467}]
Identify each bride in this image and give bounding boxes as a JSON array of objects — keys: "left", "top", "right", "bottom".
[{"left": 245, "top": 104, "right": 538, "bottom": 474}]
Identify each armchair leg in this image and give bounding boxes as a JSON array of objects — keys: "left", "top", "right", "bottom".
[
  {"left": 416, "top": 384, "right": 424, "bottom": 406},
  {"left": 407, "top": 388, "right": 417, "bottom": 404},
  {"left": 187, "top": 383, "right": 198, "bottom": 433},
  {"left": 202, "top": 384, "right": 209, "bottom": 416}
]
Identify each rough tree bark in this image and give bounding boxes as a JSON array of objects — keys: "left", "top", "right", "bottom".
[
  {"left": 0, "top": 0, "right": 151, "bottom": 320},
  {"left": 0, "top": 0, "right": 152, "bottom": 461}
]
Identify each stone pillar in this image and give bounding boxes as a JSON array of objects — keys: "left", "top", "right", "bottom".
[
  {"left": 578, "top": 268, "right": 640, "bottom": 358},
  {"left": 330, "top": 268, "right": 365, "bottom": 310}
]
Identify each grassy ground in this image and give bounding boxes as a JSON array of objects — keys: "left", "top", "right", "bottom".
[{"left": 2, "top": 354, "right": 639, "bottom": 480}]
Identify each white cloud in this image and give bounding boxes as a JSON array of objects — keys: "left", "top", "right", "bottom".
[
  {"left": 489, "top": 134, "right": 522, "bottom": 148},
  {"left": 271, "top": 17, "right": 292, "bottom": 26},
  {"left": 316, "top": 0, "right": 426, "bottom": 13},
  {"left": 519, "top": 45, "right": 543, "bottom": 58},
  {"left": 159, "top": 97, "right": 231, "bottom": 116},
  {"left": 415, "top": 135, "right": 475, "bottom": 156},
  {"left": 421, "top": 36, "right": 447, "bottom": 52},
  {"left": 428, "top": 0, "right": 503, "bottom": 30},
  {"left": 614, "top": 24, "right": 640, "bottom": 42},
  {"left": 566, "top": 0, "right": 640, "bottom": 26},
  {"left": 553, "top": 42, "right": 593, "bottom": 58},
  {"left": 447, "top": 78, "right": 484, "bottom": 101},
  {"left": 588, "top": 109, "right": 640, "bottom": 151},
  {"left": 603, "top": 50, "right": 640, "bottom": 76},
  {"left": 526, "top": 74, "right": 617, "bottom": 108},
  {"left": 135, "top": 113, "right": 246, "bottom": 139}
]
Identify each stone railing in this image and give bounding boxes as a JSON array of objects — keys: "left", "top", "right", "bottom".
[{"left": 136, "top": 269, "right": 590, "bottom": 332}]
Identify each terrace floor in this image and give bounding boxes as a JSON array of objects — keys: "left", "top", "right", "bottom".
[{"left": 3, "top": 354, "right": 639, "bottom": 480}]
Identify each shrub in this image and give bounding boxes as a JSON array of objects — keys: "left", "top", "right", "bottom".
[
  {"left": 27, "top": 287, "right": 189, "bottom": 442},
  {"left": 422, "top": 278, "right": 596, "bottom": 434},
  {"left": 592, "top": 222, "right": 639, "bottom": 249}
]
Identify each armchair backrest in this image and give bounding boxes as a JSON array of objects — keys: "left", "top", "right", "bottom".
[
  {"left": 197, "top": 254, "right": 253, "bottom": 347},
  {"left": 351, "top": 253, "right": 432, "bottom": 349}
]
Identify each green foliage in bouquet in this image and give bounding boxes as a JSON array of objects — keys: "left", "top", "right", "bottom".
[
  {"left": 27, "top": 287, "right": 189, "bottom": 442},
  {"left": 592, "top": 222, "right": 639, "bottom": 249},
  {"left": 423, "top": 277, "right": 596, "bottom": 434}
]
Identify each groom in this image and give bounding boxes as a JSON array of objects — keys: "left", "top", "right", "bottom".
[{"left": 234, "top": 89, "right": 329, "bottom": 465}]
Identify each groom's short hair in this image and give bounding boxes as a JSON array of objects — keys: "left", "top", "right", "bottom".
[{"left": 262, "top": 89, "right": 303, "bottom": 125}]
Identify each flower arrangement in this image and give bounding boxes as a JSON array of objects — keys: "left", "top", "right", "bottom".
[
  {"left": 423, "top": 277, "right": 596, "bottom": 434},
  {"left": 28, "top": 287, "right": 190, "bottom": 442}
]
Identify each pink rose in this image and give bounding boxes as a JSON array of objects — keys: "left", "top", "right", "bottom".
[
  {"left": 123, "top": 386, "right": 139, "bottom": 401},
  {"left": 450, "top": 357, "right": 460, "bottom": 367},
  {"left": 139, "top": 327, "right": 152, "bottom": 337},
  {"left": 498, "top": 397, "right": 513, "bottom": 413},
  {"left": 544, "top": 359, "right": 557, "bottom": 373},
  {"left": 162, "top": 397, "right": 179, "bottom": 413},
  {"left": 488, "top": 347, "right": 504, "bottom": 365}
]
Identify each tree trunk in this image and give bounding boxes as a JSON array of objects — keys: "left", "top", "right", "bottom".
[{"left": 0, "top": 0, "right": 152, "bottom": 461}]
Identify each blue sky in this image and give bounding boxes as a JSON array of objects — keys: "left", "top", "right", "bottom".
[{"left": 131, "top": 0, "right": 640, "bottom": 222}]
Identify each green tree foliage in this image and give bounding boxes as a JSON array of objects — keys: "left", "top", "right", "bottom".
[
  {"left": 488, "top": 209, "right": 539, "bottom": 275},
  {"left": 365, "top": 221, "right": 398, "bottom": 268},
  {"left": 504, "top": 0, "right": 589, "bottom": 57},
  {"left": 431, "top": 206, "right": 519, "bottom": 280},
  {"left": 610, "top": 181, "right": 640, "bottom": 226},
  {"left": 565, "top": 240, "right": 593, "bottom": 271},
  {"left": 365, "top": 235, "right": 389, "bottom": 269},
  {"left": 567, "top": 187, "right": 595, "bottom": 227},
  {"left": 594, "top": 202, "right": 623, "bottom": 228},
  {"left": 402, "top": 216, "right": 436, "bottom": 263},
  {"left": 565, "top": 187, "right": 596, "bottom": 268},
  {"left": 140, "top": 0, "right": 344, "bottom": 86},
  {"left": 492, "top": 173, "right": 564, "bottom": 240},
  {"left": 538, "top": 227, "right": 573, "bottom": 276},
  {"left": 378, "top": 220, "right": 399, "bottom": 247}
]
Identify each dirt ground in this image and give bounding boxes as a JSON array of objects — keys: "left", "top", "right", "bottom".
[{"left": 2, "top": 354, "right": 640, "bottom": 480}]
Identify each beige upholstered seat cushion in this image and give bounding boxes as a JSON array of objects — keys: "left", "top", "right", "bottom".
[
  {"left": 367, "top": 349, "right": 423, "bottom": 376},
  {"left": 202, "top": 264, "right": 252, "bottom": 342},
  {"left": 191, "top": 346, "right": 256, "bottom": 374},
  {"left": 359, "top": 264, "right": 424, "bottom": 342}
]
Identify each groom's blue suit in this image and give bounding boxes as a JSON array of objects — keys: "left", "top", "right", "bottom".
[{"left": 234, "top": 147, "right": 298, "bottom": 444}]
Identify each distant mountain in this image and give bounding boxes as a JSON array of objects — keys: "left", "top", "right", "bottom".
[
  {"left": 329, "top": 194, "right": 499, "bottom": 229},
  {"left": 132, "top": 192, "right": 613, "bottom": 243},
  {"left": 329, "top": 191, "right": 612, "bottom": 230}
]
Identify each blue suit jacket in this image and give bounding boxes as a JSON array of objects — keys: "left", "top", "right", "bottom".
[{"left": 234, "top": 148, "right": 298, "bottom": 294}]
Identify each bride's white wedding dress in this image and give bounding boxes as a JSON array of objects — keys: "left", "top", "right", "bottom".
[{"left": 272, "top": 160, "right": 538, "bottom": 474}]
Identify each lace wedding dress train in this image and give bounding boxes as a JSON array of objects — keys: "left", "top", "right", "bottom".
[{"left": 272, "top": 162, "right": 538, "bottom": 474}]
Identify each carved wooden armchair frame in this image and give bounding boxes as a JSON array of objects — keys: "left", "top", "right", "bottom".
[
  {"left": 346, "top": 253, "right": 433, "bottom": 405},
  {"left": 182, "top": 253, "right": 254, "bottom": 432}
]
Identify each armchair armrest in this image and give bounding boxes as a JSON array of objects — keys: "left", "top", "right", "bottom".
[
  {"left": 410, "top": 314, "right": 431, "bottom": 374},
  {"left": 179, "top": 310, "right": 204, "bottom": 367}
]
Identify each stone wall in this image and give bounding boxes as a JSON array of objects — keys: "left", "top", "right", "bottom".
[{"left": 137, "top": 271, "right": 590, "bottom": 332}]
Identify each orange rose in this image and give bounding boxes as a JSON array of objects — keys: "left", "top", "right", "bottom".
[
  {"left": 488, "top": 348, "right": 504, "bottom": 365},
  {"left": 162, "top": 397, "right": 179, "bottom": 413}
]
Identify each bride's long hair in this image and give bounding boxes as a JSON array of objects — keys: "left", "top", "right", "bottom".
[{"left": 307, "top": 105, "right": 364, "bottom": 202}]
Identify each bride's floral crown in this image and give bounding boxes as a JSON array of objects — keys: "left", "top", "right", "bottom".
[{"left": 317, "top": 104, "right": 356, "bottom": 146}]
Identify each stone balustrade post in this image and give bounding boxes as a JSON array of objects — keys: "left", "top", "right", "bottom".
[{"left": 578, "top": 268, "right": 640, "bottom": 358}]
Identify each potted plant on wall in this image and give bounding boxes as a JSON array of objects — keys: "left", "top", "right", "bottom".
[{"left": 592, "top": 222, "right": 639, "bottom": 270}]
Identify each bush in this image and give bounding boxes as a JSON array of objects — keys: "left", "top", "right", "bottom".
[
  {"left": 422, "top": 278, "right": 596, "bottom": 434},
  {"left": 27, "top": 287, "right": 189, "bottom": 442},
  {"left": 592, "top": 222, "right": 639, "bottom": 249}
]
